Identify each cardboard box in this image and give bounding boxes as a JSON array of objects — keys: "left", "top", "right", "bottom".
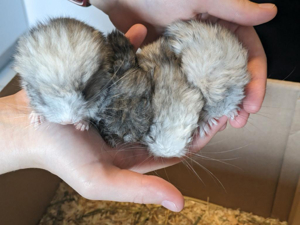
[{"left": 0, "top": 77, "right": 299, "bottom": 224}]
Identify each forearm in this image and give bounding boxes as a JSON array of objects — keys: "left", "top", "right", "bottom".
[{"left": 0, "top": 92, "right": 39, "bottom": 174}]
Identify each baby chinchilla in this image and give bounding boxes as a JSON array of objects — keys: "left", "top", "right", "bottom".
[
  {"left": 165, "top": 21, "right": 250, "bottom": 137},
  {"left": 14, "top": 17, "right": 113, "bottom": 131},
  {"left": 139, "top": 39, "right": 204, "bottom": 158},
  {"left": 97, "top": 30, "right": 154, "bottom": 146}
]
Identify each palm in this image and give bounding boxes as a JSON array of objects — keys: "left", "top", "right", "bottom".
[{"left": 7, "top": 89, "right": 226, "bottom": 204}]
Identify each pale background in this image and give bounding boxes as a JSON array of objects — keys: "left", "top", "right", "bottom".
[
  {"left": 23, "top": 0, "right": 114, "bottom": 32},
  {"left": 0, "top": 0, "right": 114, "bottom": 90}
]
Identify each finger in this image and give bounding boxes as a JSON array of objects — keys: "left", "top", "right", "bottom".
[
  {"left": 229, "top": 108, "right": 249, "bottom": 128},
  {"left": 76, "top": 164, "right": 184, "bottom": 212},
  {"left": 236, "top": 26, "right": 267, "bottom": 113},
  {"left": 190, "top": 116, "right": 228, "bottom": 152},
  {"left": 218, "top": 122, "right": 228, "bottom": 131},
  {"left": 203, "top": 0, "right": 277, "bottom": 26},
  {"left": 124, "top": 24, "right": 147, "bottom": 51}
]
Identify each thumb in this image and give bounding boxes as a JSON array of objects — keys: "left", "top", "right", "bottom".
[
  {"left": 77, "top": 164, "right": 184, "bottom": 212},
  {"left": 203, "top": 0, "right": 277, "bottom": 26},
  {"left": 125, "top": 24, "right": 147, "bottom": 51}
]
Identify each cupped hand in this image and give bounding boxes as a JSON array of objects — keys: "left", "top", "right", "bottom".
[
  {"left": 0, "top": 24, "right": 227, "bottom": 212},
  {"left": 90, "top": 0, "right": 277, "bottom": 128}
]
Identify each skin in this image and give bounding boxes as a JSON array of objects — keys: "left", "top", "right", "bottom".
[
  {"left": 0, "top": 25, "right": 228, "bottom": 212},
  {"left": 90, "top": 0, "right": 278, "bottom": 129}
]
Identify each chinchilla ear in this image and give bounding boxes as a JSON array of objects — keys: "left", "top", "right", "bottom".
[
  {"left": 107, "top": 29, "right": 137, "bottom": 75},
  {"left": 164, "top": 20, "right": 191, "bottom": 56}
]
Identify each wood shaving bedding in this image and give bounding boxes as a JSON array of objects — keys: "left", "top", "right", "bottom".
[{"left": 39, "top": 182, "right": 287, "bottom": 225}]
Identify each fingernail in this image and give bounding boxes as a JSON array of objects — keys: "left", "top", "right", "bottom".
[
  {"left": 162, "top": 200, "right": 178, "bottom": 212},
  {"left": 259, "top": 3, "right": 275, "bottom": 9}
]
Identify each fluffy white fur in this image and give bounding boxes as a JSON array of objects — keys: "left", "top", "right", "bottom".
[
  {"left": 14, "top": 18, "right": 110, "bottom": 129},
  {"left": 145, "top": 64, "right": 203, "bottom": 158},
  {"left": 166, "top": 21, "right": 250, "bottom": 137},
  {"left": 139, "top": 40, "right": 204, "bottom": 158}
]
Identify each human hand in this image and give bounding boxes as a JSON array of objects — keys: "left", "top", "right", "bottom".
[
  {"left": 0, "top": 24, "right": 227, "bottom": 212},
  {"left": 90, "top": 0, "right": 277, "bottom": 129}
]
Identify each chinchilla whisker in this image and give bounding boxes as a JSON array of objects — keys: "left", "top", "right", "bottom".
[
  {"left": 283, "top": 66, "right": 297, "bottom": 80},
  {"left": 109, "top": 93, "right": 125, "bottom": 100},
  {"left": 243, "top": 115, "right": 276, "bottom": 135},
  {"left": 116, "top": 152, "right": 148, "bottom": 161},
  {"left": 259, "top": 105, "right": 293, "bottom": 110},
  {"left": 253, "top": 111, "right": 276, "bottom": 118},
  {"left": 181, "top": 158, "right": 189, "bottom": 169},
  {"left": 192, "top": 152, "right": 240, "bottom": 161},
  {"left": 201, "top": 144, "right": 251, "bottom": 154},
  {"left": 7, "top": 114, "right": 28, "bottom": 119},
  {"left": 134, "top": 155, "right": 152, "bottom": 169},
  {"left": 24, "top": 123, "right": 38, "bottom": 130},
  {"left": 242, "top": 102, "right": 275, "bottom": 109},
  {"left": 189, "top": 152, "right": 243, "bottom": 171},
  {"left": 104, "top": 107, "right": 127, "bottom": 111},
  {"left": 251, "top": 112, "right": 278, "bottom": 121},
  {"left": 252, "top": 113, "right": 289, "bottom": 130},
  {"left": 96, "top": 60, "right": 126, "bottom": 94},
  {"left": 187, "top": 156, "right": 227, "bottom": 192},
  {"left": 114, "top": 140, "right": 138, "bottom": 149},
  {"left": 89, "top": 120, "right": 101, "bottom": 133},
  {"left": 112, "top": 146, "right": 145, "bottom": 153},
  {"left": 181, "top": 158, "right": 191, "bottom": 173},
  {"left": 153, "top": 170, "right": 161, "bottom": 178},
  {"left": 113, "top": 143, "right": 131, "bottom": 150},
  {"left": 110, "top": 148, "right": 131, "bottom": 155},
  {"left": 0, "top": 102, "right": 31, "bottom": 109},
  {"left": 161, "top": 158, "right": 171, "bottom": 183},
  {"left": 204, "top": 138, "right": 228, "bottom": 147},
  {"left": 182, "top": 156, "right": 205, "bottom": 185},
  {"left": 117, "top": 146, "right": 145, "bottom": 152},
  {"left": 114, "top": 142, "right": 141, "bottom": 149},
  {"left": 111, "top": 58, "right": 125, "bottom": 78},
  {"left": 108, "top": 61, "right": 134, "bottom": 89},
  {"left": 44, "top": 123, "right": 52, "bottom": 132},
  {"left": 0, "top": 109, "right": 30, "bottom": 116},
  {"left": 163, "top": 167, "right": 171, "bottom": 183}
]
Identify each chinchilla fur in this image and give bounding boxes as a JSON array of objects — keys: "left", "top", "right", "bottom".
[
  {"left": 15, "top": 18, "right": 250, "bottom": 158},
  {"left": 103, "top": 20, "right": 250, "bottom": 157},
  {"left": 97, "top": 30, "right": 154, "bottom": 146},
  {"left": 14, "top": 18, "right": 113, "bottom": 131},
  {"left": 165, "top": 21, "right": 250, "bottom": 137}
]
